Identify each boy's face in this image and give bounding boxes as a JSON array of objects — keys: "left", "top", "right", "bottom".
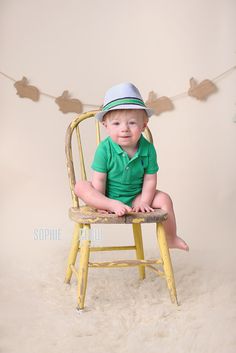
[{"left": 102, "top": 109, "right": 148, "bottom": 149}]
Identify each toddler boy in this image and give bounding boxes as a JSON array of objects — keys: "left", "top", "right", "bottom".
[{"left": 75, "top": 82, "right": 188, "bottom": 251}]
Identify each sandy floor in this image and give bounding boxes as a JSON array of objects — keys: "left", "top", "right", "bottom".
[{"left": 1, "top": 242, "right": 235, "bottom": 353}]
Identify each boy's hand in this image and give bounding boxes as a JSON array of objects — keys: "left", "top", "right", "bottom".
[
  {"left": 108, "top": 200, "right": 132, "bottom": 217},
  {"left": 132, "top": 201, "right": 154, "bottom": 213}
]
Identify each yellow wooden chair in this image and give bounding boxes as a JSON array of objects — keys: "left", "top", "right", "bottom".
[{"left": 65, "top": 111, "right": 178, "bottom": 310}]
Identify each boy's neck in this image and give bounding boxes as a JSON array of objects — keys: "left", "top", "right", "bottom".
[{"left": 121, "top": 145, "right": 138, "bottom": 158}]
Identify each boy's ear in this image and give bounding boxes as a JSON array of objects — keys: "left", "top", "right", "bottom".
[
  {"left": 142, "top": 120, "right": 148, "bottom": 131},
  {"left": 141, "top": 112, "right": 148, "bottom": 131},
  {"left": 102, "top": 120, "right": 107, "bottom": 127}
]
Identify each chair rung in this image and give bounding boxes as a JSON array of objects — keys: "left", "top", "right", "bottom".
[
  {"left": 87, "top": 245, "right": 136, "bottom": 252},
  {"left": 70, "top": 264, "right": 79, "bottom": 280},
  {"left": 146, "top": 264, "right": 165, "bottom": 277},
  {"left": 89, "top": 258, "right": 163, "bottom": 268}
]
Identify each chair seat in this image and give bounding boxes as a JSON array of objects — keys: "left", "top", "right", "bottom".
[{"left": 69, "top": 205, "right": 168, "bottom": 224}]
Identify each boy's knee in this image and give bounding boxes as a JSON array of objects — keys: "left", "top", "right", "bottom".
[
  {"left": 163, "top": 193, "right": 173, "bottom": 210},
  {"left": 157, "top": 191, "right": 173, "bottom": 210},
  {"left": 74, "top": 181, "right": 81, "bottom": 196}
]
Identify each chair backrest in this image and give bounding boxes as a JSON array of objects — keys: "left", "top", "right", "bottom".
[{"left": 65, "top": 111, "right": 154, "bottom": 208}]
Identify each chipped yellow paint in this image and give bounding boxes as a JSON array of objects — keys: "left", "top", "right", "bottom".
[
  {"left": 132, "top": 223, "right": 145, "bottom": 279},
  {"left": 156, "top": 223, "right": 178, "bottom": 305},
  {"left": 90, "top": 245, "right": 136, "bottom": 252},
  {"left": 77, "top": 237, "right": 90, "bottom": 310},
  {"left": 132, "top": 218, "right": 145, "bottom": 223},
  {"left": 85, "top": 217, "right": 107, "bottom": 223},
  {"left": 64, "top": 223, "right": 81, "bottom": 283},
  {"left": 80, "top": 206, "right": 97, "bottom": 213},
  {"left": 76, "top": 217, "right": 108, "bottom": 223},
  {"left": 89, "top": 258, "right": 163, "bottom": 268}
]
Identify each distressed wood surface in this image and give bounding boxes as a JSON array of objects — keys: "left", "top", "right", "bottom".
[
  {"left": 89, "top": 258, "right": 163, "bottom": 268},
  {"left": 69, "top": 206, "right": 168, "bottom": 224}
]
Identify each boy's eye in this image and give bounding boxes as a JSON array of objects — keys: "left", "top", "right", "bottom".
[
  {"left": 129, "top": 121, "right": 136, "bottom": 125},
  {"left": 112, "top": 121, "right": 120, "bottom": 126}
]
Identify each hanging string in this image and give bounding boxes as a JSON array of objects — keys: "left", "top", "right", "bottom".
[
  {"left": 213, "top": 65, "right": 236, "bottom": 82},
  {"left": 0, "top": 71, "right": 16, "bottom": 82},
  {"left": 1, "top": 64, "right": 235, "bottom": 108},
  {"left": 0, "top": 70, "right": 101, "bottom": 108},
  {"left": 170, "top": 65, "right": 236, "bottom": 100},
  {"left": 40, "top": 91, "right": 56, "bottom": 99}
]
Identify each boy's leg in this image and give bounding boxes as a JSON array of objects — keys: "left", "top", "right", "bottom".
[
  {"left": 74, "top": 181, "right": 132, "bottom": 216},
  {"left": 132, "top": 190, "right": 189, "bottom": 250},
  {"left": 151, "top": 190, "right": 189, "bottom": 251}
]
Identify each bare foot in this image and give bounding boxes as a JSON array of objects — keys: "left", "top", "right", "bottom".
[
  {"left": 97, "top": 202, "right": 132, "bottom": 216},
  {"left": 167, "top": 236, "right": 189, "bottom": 251},
  {"left": 108, "top": 200, "right": 132, "bottom": 216},
  {"left": 96, "top": 209, "right": 109, "bottom": 214}
]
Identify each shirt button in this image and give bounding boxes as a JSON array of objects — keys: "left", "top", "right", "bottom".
[
  {"left": 126, "top": 166, "right": 129, "bottom": 170},
  {"left": 123, "top": 153, "right": 125, "bottom": 157}
]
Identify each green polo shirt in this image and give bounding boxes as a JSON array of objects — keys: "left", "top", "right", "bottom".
[{"left": 91, "top": 135, "right": 159, "bottom": 206}]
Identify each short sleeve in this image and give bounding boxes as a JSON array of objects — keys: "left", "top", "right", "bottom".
[
  {"left": 91, "top": 142, "right": 108, "bottom": 173},
  {"left": 145, "top": 144, "right": 159, "bottom": 174}
]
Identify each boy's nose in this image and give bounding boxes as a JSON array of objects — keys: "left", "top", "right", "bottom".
[{"left": 121, "top": 123, "right": 129, "bottom": 131}]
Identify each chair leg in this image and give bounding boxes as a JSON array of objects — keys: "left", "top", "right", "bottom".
[
  {"left": 77, "top": 225, "right": 90, "bottom": 310},
  {"left": 65, "top": 223, "right": 81, "bottom": 284},
  {"left": 156, "top": 223, "right": 178, "bottom": 304},
  {"left": 132, "top": 223, "right": 145, "bottom": 280}
]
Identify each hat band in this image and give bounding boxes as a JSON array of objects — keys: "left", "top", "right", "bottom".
[{"left": 102, "top": 97, "right": 145, "bottom": 111}]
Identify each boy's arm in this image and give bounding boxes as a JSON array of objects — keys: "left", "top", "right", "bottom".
[
  {"left": 89, "top": 170, "right": 132, "bottom": 215},
  {"left": 141, "top": 173, "right": 157, "bottom": 204},
  {"left": 132, "top": 173, "right": 157, "bottom": 212},
  {"left": 91, "top": 171, "right": 107, "bottom": 194}
]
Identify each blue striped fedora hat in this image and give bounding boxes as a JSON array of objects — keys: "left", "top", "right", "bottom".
[{"left": 95, "top": 82, "right": 154, "bottom": 121}]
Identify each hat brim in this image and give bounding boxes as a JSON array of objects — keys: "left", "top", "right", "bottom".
[{"left": 95, "top": 105, "right": 154, "bottom": 122}]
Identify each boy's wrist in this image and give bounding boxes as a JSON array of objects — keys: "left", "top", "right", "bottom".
[
  {"left": 140, "top": 191, "right": 155, "bottom": 205},
  {"left": 140, "top": 198, "right": 151, "bottom": 206}
]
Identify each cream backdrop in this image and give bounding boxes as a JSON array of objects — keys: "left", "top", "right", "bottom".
[{"left": 1, "top": 0, "right": 236, "bottom": 269}]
